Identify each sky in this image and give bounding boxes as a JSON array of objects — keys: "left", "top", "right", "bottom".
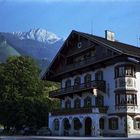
[{"left": 0, "top": 0, "right": 140, "bottom": 46}]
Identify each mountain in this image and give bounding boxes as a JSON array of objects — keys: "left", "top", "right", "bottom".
[
  {"left": 13, "top": 28, "right": 61, "bottom": 44},
  {"left": 0, "top": 28, "right": 64, "bottom": 73}
]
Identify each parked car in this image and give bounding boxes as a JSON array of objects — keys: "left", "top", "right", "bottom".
[{"left": 36, "top": 127, "right": 51, "bottom": 136}]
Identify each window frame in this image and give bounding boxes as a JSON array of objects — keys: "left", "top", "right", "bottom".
[
  {"left": 54, "top": 119, "right": 59, "bottom": 131},
  {"left": 115, "top": 64, "right": 136, "bottom": 78},
  {"left": 74, "top": 98, "right": 81, "bottom": 108},
  {"left": 99, "top": 118, "right": 105, "bottom": 130},
  {"left": 65, "top": 99, "right": 71, "bottom": 109},
  {"left": 134, "top": 118, "right": 140, "bottom": 130},
  {"left": 109, "top": 117, "right": 118, "bottom": 130},
  {"left": 95, "top": 71, "right": 103, "bottom": 81},
  {"left": 74, "top": 77, "right": 81, "bottom": 86},
  {"left": 84, "top": 96, "right": 92, "bottom": 107}
]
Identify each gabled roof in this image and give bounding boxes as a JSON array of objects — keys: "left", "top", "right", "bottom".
[
  {"left": 42, "top": 30, "right": 140, "bottom": 80},
  {"left": 76, "top": 31, "right": 140, "bottom": 58}
]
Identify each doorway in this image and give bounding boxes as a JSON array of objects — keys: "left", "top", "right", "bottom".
[{"left": 85, "top": 117, "right": 92, "bottom": 136}]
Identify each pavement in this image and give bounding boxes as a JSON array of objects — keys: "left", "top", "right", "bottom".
[{"left": 1, "top": 136, "right": 140, "bottom": 140}]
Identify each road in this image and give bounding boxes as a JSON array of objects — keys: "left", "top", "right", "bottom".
[{"left": 1, "top": 136, "right": 140, "bottom": 140}]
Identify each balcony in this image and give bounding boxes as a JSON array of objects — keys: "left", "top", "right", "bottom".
[
  {"left": 54, "top": 54, "right": 118, "bottom": 77},
  {"left": 49, "top": 80, "right": 106, "bottom": 98},
  {"left": 51, "top": 106, "right": 108, "bottom": 116}
]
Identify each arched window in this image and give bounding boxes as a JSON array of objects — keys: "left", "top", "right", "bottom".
[
  {"left": 109, "top": 117, "right": 118, "bottom": 130},
  {"left": 95, "top": 71, "right": 103, "bottom": 80},
  {"left": 134, "top": 118, "right": 140, "bottom": 130},
  {"left": 74, "top": 98, "right": 81, "bottom": 108},
  {"left": 84, "top": 96, "right": 92, "bottom": 107},
  {"left": 96, "top": 95, "right": 104, "bottom": 106},
  {"left": 65, "top": 79, "right": 71, "bottom": 88},
  {"left": 54, "top": 119, "right": 59, "bottom": 131},
  {"left": 84, "top": 74, "right": 91, "bottom": 83},
  {"left": 65, "top": 99, "right": 71, "bottom": 109},
  {"left": 99, "top": 118, "right": 105, "bottom": 130},
  {"left": 63, "top": 118, "right": 71, "bottom": 130},
  {"left": 74, "top": 77, "right": 81, "bottom": 86},
  {"left": 73, "top": 118, "right": 82, "bottom": 130}
]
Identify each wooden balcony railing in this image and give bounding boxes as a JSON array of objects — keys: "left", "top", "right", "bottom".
[
  {"left": 54, "top": 54, "right": 117, "bottom": 76},
  {"left": 51, "top": 106, "right": 108, "bottom": 116},
  {"left": 49, "top": 80, "right": 106, "bottom": 98}
]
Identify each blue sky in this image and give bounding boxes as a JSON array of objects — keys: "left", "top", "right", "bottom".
[{"left": 0, "top": 0, "right": 140, "bottom": 46}]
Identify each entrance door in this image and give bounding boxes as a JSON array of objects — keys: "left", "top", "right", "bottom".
[{"left": 85, "top": 117, "right": 92, "bottom": 136}]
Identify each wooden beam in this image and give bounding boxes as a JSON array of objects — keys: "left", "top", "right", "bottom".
[{"left": 59, "top": 53, "right": 66, "bottom": 59}]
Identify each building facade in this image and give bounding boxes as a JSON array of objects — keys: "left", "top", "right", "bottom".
[{"left": 42, "top": 30, "right": 140, "bottom": 137}]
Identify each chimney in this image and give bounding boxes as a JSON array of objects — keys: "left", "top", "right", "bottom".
[{"left": 105, "top": 30, "right": 115, "bottom": 41}]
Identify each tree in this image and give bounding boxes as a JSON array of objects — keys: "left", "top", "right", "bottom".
[
  {"left": 0, "top": 56, "right": 46, "bottom": 130},
  {"left": 0, "top": 56, "right": 60, "bottom": 131}
]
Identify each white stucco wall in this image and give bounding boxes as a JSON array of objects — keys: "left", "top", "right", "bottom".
[{"left": 50, "top": 62, "right": 140, "bottom": 136}]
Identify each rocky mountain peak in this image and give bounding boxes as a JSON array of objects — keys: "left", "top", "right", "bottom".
[{"left": 12, "top": 28, "right": 61, "bottom": 44}]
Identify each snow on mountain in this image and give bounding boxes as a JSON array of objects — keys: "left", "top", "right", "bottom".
[
  {"left": 12, "top": 28, "right": 62, "bottom": 44},
  {"left": 0, "top": 29, "right": 64, "bottom": 73}
]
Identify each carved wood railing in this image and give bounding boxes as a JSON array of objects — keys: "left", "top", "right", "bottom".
[
  {"left": 54, "top": 54, "right": 117, "bottom": 76},
  {"left": 51, "top": 106, "right": 108, "bottom": 116},
  {"left": 49, "top": 80, "right": 106, "bottom": 98}
]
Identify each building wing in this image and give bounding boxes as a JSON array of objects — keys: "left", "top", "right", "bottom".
[{"left": 42, "top": 30, "right": 140, "bottom": 81}]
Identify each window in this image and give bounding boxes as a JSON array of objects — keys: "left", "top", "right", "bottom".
[
  {"left": 63, "top": 118, "right": 71, "bottom": 130},
  {"left": 116, "top": 94, "right": 137, "bottom": 106},
  {"left": 74, "top": 77, "right": 81, "bottom": 86},
  {"left": 74, "top": 98, "right": 81, "bottom": 108},
  {"left": 109, "top": 118, "right": 118, "bottom": 130},
  {"left": 65, "top": 100, "right": 71, "bottom": 109},
  {"left": 134, "top": 118, "right": 140, "bottom": 130},
  {"left": 73, "top": 118, "right": 82, "bottom": 130},
  {"left": 96, "top": 95, "right": 104, "bottom": 106},
  {"left": 54, "top": 119, "right": 59, "bottom": 131},
  {"left": 65, "top": 79, "right": 71, "bottom": 88},
  {"left": 126, "top": 78, "right": 133, "bottom": 87},
  {"left": 99, "top": 118, "right": 105, "bottom": 130},
  {"left": 84, "top": 52, "right": 91, "bottom": 59},
  {"left": 84, "top": 74, "right": 91, "bottom": 83},
  {"left": 95, "top": 71, "right": 103, "bottom": 80},
  {"left": 115, "top": 65, "right": 136, "bottom": 78},
  {"left": 119, "top": 78, "right": 125, "bottom": 87},
  {"left": 84, "top": 96, "right": 92, "bottom": 107},
  {"left": 118, "top": 66, "right": 125, "bottom": 77}
]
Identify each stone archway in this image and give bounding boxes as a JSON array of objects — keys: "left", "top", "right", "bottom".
[{"left": 85, "top": 117, "right": 92, "bottom": 136}]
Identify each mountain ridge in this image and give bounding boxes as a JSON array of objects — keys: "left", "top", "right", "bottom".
[
  {"left": 12, "top": 28, "right": 62, "bottom": 44},
  {"left": 0, "top": 28, "right": 64, "bottom": 73}
]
